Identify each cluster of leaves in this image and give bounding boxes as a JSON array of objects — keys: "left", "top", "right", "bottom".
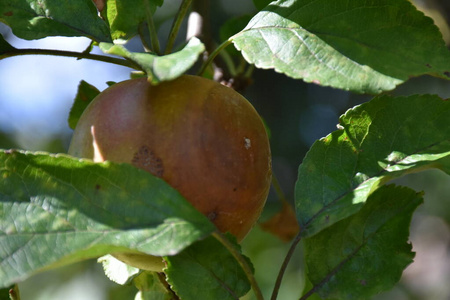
[{"left": 1, "top": 0, "right": 450, "bottom": 299}]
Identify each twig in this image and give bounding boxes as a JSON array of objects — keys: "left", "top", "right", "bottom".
[
  {"left": 1, "top": 48, "right": 142, "bottom": 70},
  {"left": 270, "top": 230, "right": 304, "bottom": 300}
]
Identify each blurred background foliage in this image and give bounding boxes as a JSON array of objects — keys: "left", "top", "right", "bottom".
[{"left": 0, "top": 0, "right": 449, "bottom": 299}]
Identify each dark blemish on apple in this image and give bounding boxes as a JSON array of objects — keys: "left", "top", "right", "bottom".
[
  {"left": 95, "top": 184, "right": 101, "bottom": 190},
  {"left": 132, "top": 145, "right": 164, "bottom": 177},
  {"left": 444, "top": 71, "right": 450, "bottom": 78},
  {"left": 425, "top": 64, "right": 432, "bottom": 68},
  {"left": 3, "top": 11, "right": 13, "bottom": 17},
  {"left": 207, "top": 211, "right": 218, "bottom": 221}
]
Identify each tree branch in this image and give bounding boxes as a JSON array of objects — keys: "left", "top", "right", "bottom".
[{"left": 1, "top": 48, "right": 142, "bottom": 70}]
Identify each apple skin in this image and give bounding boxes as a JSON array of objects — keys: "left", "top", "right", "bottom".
[{"left": 68, "top": 75, "right": 272, "bottom": 241}]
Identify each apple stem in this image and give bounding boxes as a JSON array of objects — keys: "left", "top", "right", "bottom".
[
  {"left": 165, "top": 0, "right": 193, "bottom": 54},
  {"left": 0, "top": 48, "right": 142, "bottom": 70},
  {"left": 212, "top": 231, "right": 265, "bottom": 300}
]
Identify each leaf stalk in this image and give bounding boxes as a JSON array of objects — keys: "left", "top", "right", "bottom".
[
  {"left": 212, "top": 231, "right": 264, "bottom": 300},
  {"left": 197, "top": 39, "right": 232, "bottom": 76},
  {"left": 165, "top": 0, "right": 193, "bottom": 54}
]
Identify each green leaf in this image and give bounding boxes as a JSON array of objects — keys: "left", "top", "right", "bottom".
[
  {"left": 221, "top": 16, "right": 252, "bottom": 42},
  {"left": 98, "top": 254, "right": 141, "bottom": 285},
  {"left": 68, "top": 81, "right": 101, "bottom": 130},
  {"left": 0, "top": 150, "right": 215, "bottom": 288},
  {"left": 232, "top": 0, "right": 450, "bottom": 93},
  {"left": 220, "top": 15, "right": 252, "bottom": 57},
  {"left": 295, "top": 94, "right": 450, "bottom": 238},
  {"left": 0, "top": 34, "right": 15, "bottom": 55},
  {"left": 0, "top": 0, "right": 112, "bottom": 42},
  {"left": 100, "top": 37, "right": 205, "bottom": 84},
  {"left": 165, "top": 235, "right": 251, "bottom": 300},
  {"left": 303, "top": 185, "right": 422, "bottom": 299},
  {"left": 0, "top": 285, "right": 14, "bottom": 300},
  {"left": 133, "top": 271, "right": 176, "bottom": 300},
  {"left": 104, "top": 0, "right": 163, "bottom": 41},
  {"left": 252, "top": 0, "right": 273, "bottom": 11}
]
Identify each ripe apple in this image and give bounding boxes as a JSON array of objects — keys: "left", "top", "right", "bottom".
[{"left": 69, "top": 75, "right": 271, "bottom": 269}]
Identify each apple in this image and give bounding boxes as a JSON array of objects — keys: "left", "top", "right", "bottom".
[{"left": 69, "top": 75, "right": 271, "bottom": 269}]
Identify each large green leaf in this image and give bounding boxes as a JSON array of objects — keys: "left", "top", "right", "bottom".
[
  {"left": 165, "top": 235, "right": 251, "bottom": 300},
  {"left": 0, "top": 0, "right": 112, "bottom": 42},
  {"left": 303, "top": 185, "right": 421, "bottom": 299},
  {"left": 231, "top": 0, "right": 450, "bottom": 93},
  {"left": 0, "top": 150, "right": 215, "bottom": 288},
  {"left": 295, "top": 94, "right": 450, "bottom": 238},
  {"left": 104, "top": 0, "right": 163, "bottom": 41},
  {"left": 100, "top": 37, "right": 205, "bottom": 84}
]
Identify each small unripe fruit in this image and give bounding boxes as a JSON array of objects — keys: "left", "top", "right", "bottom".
[{"left": 69, "top": 75, "right": 271, "bottom": 247}]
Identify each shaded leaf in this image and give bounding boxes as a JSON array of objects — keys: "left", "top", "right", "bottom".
[
  {"left": 104, "top": 0, "right": 163, "bottom": 41},
  {"left": 232, "top": 0, "right": 450, "bottom": 93},
  {"left": 68, "top": 80, "right": 101, "bottom": 130},
  {"left": 165, "top": 235, "right": 251, "bottom": 300},
  {"left": 100, "top": 37, "right": 204, "bottom": 84},
  {"left": 220, "top": 15, "right": 252, "bottom": 57},
  {"left": 303, "top": 185, "right": 422, "bottom": 299},
  {"left": 295, "top": 94, "right": 450, "bottom": 237},
  {"left": 134, "top": 271, "right": 175, "bottom": 300},
  {"left": 0, "top": 285, "right": 14, "bottom": 300},
  {"left": 0, "top": 34, "right": 15, "bottom": 55},
  {"left": 0, "top": 150, "right": 215, "bottom": 288},
  {"left": 252, "top": 0, "right": 273, "bottom": 11},
  {"left": 0, "top": 0, "right": 112, "bottom": 42}
]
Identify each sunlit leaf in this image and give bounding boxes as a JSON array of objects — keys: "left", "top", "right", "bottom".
[
  {"left": 104, "top": 0, "right": 163, "bottom": 41},
  {"left": 100, "top": 37, "right": 204, "bottom": 84},
  {"left": 0, "top": 150, "right": 215, "bottom": 288},
  {"left": 232, "top": 0, "right": 450, "bottom": 93},
  {"left": 98, "top": 254, "right": 141, "bottom": 285},
  {"left": 0, "top": 0, "right": 112, "bottom": 42},
  {"left": 295, "top": 94, "right": 450, "bottom": 237}
]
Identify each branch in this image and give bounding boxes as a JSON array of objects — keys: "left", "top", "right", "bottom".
[{"left": 1, "top": 48, "right": 142, "bottom": 70}]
